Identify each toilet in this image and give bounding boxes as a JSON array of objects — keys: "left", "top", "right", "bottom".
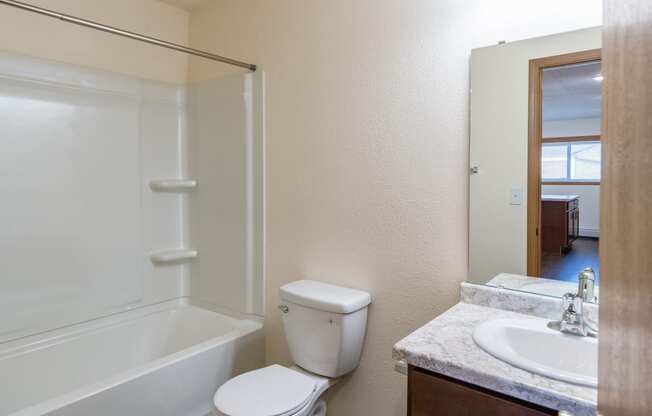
[{"left": 213, "top": 280, "right": 371, "bottom": 416}]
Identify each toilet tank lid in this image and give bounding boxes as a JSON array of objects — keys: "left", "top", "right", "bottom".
[{"left": 279, "top": 280, "right": 371, "bottom": 314}]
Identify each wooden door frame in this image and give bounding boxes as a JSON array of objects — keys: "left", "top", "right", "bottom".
[{"left": 526, "top": 48, "right": 602, "bottom": 276}]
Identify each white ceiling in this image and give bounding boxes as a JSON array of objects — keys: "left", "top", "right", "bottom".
[
  {"left": 158, "top": 0, "right": 214, "bottom": 11},
  {"left": 543, "top": 61, "right": 602, "bottom": 122}
]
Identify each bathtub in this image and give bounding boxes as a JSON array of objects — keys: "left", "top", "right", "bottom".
[{"left": 0, "top": 299, "right": 264, "bottom": 416}]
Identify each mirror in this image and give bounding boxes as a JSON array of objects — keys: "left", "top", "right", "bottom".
[{"left": 468, "top": 27, "right": 602, "bottom": 303}]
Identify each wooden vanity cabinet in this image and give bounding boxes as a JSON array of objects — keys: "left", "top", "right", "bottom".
[{"left": 408, "top": 366, "right": 557, "bottom": 416}]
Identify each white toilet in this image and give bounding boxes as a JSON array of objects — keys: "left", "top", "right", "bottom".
[{"left": 213, "top": 280, "right": 371, "bottom": 416}]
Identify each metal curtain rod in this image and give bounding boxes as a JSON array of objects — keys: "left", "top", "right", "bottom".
[{"left": 0, "top": 0, "right": 256, "bottom": 71}]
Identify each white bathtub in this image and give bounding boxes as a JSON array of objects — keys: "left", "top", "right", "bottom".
[{"left": 0, "top": 299, "right": 264, "bottom": 416}]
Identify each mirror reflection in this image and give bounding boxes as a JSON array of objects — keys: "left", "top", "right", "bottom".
[
  {"left": 539, "top": 60, "right": 601, "bottom": 301},
  {"left": 468, "top": 27, "right": 602, "bottom": 302}
]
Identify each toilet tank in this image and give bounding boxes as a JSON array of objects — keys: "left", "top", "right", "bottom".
[{"left": 279, "top": 280, "right": 371, "bottom": 378}]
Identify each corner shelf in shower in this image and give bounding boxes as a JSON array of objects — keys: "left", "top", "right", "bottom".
[
  {"left": 149, "top": 179, "right": 197, "bottom": 192},
  {"left": 150, "top": 249, "right": 198, "bottom": 265}
]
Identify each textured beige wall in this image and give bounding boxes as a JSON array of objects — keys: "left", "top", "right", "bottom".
[
  {"left": 0, "top": 0, "right": 189, "bottom": 83},
  {"left": 187, "top": 1, "right": 602, "bottom": 415}
]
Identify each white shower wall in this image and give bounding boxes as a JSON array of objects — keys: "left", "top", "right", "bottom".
[
  {"left": 0, "top": 52, "right": 264, "bottom": 343},
  {"left": 188, "top": 73, "right": 265, "bottom": 317}
]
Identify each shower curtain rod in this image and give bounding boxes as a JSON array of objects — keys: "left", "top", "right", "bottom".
[{"left": 0, "top": 0, "right": 257, "bottom": 71}]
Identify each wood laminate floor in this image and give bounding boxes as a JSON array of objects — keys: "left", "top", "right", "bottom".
[{"left": 541, "top": 237, "right": 600, "bottom": 285}]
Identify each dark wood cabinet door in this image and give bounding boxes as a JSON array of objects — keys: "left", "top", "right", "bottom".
[
  {"left": 542, "top": 199, "right": 579, "bottom": 254},
  {"left": 542, "top": 200, "right": 568, "bottom": 254},
  {"left": 408, "top": 366, "right": 556, "bottom": 416}
]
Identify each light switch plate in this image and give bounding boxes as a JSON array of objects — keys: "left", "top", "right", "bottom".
[{"left": 510, "top": 188, "right": 522, "bottom": 205}]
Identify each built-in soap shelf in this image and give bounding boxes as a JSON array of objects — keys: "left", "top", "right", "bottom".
[
  {"left": 150, "top": 249, "right": 198, "bottom": 265},
  {"left": 149, "top": 179, "right": 197, "bottom": 192}
]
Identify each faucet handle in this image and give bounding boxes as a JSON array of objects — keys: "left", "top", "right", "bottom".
[
  {"left": 549, "top": 293, "right": 591, "bottom": 337},
  {"left": 560, "top": 293, "right": 588, "bottom": 336},
  {"left": 561, "top": 292, "right": 583, "bottom": 314}
]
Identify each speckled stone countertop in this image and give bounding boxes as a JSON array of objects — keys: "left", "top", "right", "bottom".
[{"left": 392, "top": 284, "right": 598, "bottom": 416}]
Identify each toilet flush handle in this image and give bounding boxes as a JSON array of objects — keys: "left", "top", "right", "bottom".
[{"left": 278, "top": 305, "right": 289, "bottom": 314}]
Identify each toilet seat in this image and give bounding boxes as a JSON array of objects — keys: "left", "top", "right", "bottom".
[{"left": 214, "top": 365, "right": 317, "bottom": 416}]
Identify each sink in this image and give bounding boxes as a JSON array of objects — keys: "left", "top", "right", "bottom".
[{"left": 473, "top": 318, "right": 597, "bottom": 387}]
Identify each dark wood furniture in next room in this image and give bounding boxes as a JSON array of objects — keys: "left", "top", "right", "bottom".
[{"left": 541, "top": 194, "right": 579, "bottom": 255}]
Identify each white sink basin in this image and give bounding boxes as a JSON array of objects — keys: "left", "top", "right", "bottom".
[{"left": 473, "top": 318, "right": 597, "bottom": 387}]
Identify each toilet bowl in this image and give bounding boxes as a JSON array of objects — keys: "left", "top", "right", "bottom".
[
  {"left": 212, "top": 280, "right": 371, "bottom": 416},
  {"left": 213, "top": 365, "right": 334, "bottom": 416}
]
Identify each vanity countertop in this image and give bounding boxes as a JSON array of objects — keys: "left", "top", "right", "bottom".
[
  {"left": 541, "top": 194, "right": 580, "bottom": 202},
  {"left": 392, "top": 300, "right": 597, "bottom": 416}
]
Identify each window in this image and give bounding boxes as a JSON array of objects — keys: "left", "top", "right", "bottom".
[{"left": 542, "top": 141, "right": 601, "bottom": 182}]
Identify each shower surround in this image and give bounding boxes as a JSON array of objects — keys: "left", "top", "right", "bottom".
[{"left": 0, "top": 51, "right": 265, "bottom": 415}]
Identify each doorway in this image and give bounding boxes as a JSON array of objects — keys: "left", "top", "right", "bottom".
[{"left": 527, "top": 49, "right": 602, "bottom": 283}]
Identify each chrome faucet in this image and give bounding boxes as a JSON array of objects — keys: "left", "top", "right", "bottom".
[
  {"left": 577, "top": 267, "right": 596, "bottom": 303},
  {"left": 556, "top": 293, "right": 588, "bottom": 336},
  {"left": 549, "top": 292, "right": 597, "bottom": 337}
]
